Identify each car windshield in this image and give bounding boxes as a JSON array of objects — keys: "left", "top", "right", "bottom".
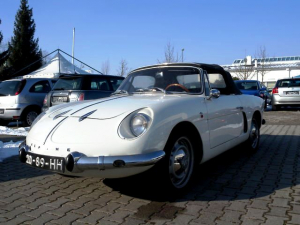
[
  {"left": 277, "top": 79, "right": 300, "bottom": 87},
  {"left": 0, "top": 81, "right": 21, "bottom": 96},
  {"left": 235, "top": 81, "right": 258, "bottom": 90},
  {"left": 116, "top": 67, "right": 202, "bottom": 94},
  {"left": 53, "top": 77, "right": 83, "bottom": 90}
]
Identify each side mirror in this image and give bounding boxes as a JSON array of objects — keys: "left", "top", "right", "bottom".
[
  {"left": 260, "top": 87, "right": 266, "bottom": 91},
  {"left": 207, "top": 89, "right": 220, "bottom": 99}
]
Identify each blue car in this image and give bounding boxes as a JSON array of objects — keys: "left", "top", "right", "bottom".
[{"left": 235, "top": 80, "right": 268, "bottom": 108}]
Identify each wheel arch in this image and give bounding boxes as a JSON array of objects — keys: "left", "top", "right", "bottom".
[
  {"left": 253, "top": 110, "right": 262, "bottom": 128},
  {"left": 21, "top": 105, "right": 41, "bottom": 118},
  {"left": 165, "top": 121, "right": 203, "bottom": 165}
]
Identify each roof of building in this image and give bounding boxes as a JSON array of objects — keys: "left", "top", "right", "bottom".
[{"left": 233, "top": 56, "right": 300, "bottom": 64}]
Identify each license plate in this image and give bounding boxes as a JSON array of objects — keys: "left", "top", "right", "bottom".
[
  {"left": 286, "top": 91, "right": 299, "bottom": 95},
  {"left": 25, "top": 152, "right": 65, "bottom": 172},
  {"left": 0, "top": 109, "right": 4, "bottom": 114},
  {"left": 52, "top": 96, "right": 68, "bottom": 103}
]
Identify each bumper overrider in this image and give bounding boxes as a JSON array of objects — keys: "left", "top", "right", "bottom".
[{"left": 19, "top": 141, "right": 165, "bottom": 174}]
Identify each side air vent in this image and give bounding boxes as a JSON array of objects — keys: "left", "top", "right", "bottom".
[{"left": 242, "top": 112, "right": 248, "bottom": 133}]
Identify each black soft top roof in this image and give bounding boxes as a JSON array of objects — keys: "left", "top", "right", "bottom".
[{"left": 131, "top": 63, "right": 241, "bottom": 95}]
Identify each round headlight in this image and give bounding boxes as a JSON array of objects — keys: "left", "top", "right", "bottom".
[{"left": 130, "top": 113, "right": 149, "bottom": 137}]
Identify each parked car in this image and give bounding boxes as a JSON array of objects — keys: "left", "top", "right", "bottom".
[
  {"left": 234, "top": 80, "right": 268, "bottom": 108},
  {"left": 271, "top": 78, "right": 300, "bottom": 110},
  {"left": 42, "top": 74, "right": 124, "bottom": 111},
  {"left": 19, "top": 63, "right": 265, "bottom": 191},
  {"left": 0, "top": 78, "right": 56, "bottom": 126}
]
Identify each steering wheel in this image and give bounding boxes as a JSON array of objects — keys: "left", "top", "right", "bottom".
[{"left": 165, "top": 83, "right": 190, "bottom": 92}]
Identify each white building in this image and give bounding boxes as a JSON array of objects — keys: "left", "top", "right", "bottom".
[{"left": 222, "top": 55, "right": 300, "bottom": 88}]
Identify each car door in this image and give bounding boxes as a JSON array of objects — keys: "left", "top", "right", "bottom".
[
  {"left": 204, "top": 72, "right": 244, "bottom": 149},
  {"left": 25, "top": 80, "right": 52, "bottom": 106}
]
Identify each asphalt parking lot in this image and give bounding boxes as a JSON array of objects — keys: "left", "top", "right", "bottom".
[{"left": 0, "top": 107, "right": 300, "bottom": 225}]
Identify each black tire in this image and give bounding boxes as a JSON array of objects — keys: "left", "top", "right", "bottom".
[
  {"left": 264, "top": 99, "right": 267, "bottom": 109},
  {"left": 245, "top": 117, "right": 260, "bottom": 153},
  {"left": 0, "top": 120, "right": 10, "bottom": 126},
  {"left": 22, "top": 109, "right": 39, "bottom": 127},
  {"left": 159, "top": 132, "right": 196, "bottom": 192}
]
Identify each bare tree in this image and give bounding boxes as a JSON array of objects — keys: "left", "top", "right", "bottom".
[
  {"left": 255, "top": 46, "right": 269, "bottom": 83},
  {"left": 117, "top": 59, "right": 129, "bottom": 77},
  {"left": 101, "top": 59, "right": 110, "bottom": 75},
  {"left": 158, "top": 41, "right": 179, "bottom": 63},
  {"left": 234, "top": 57, "right": 255, "bottom": 80}
]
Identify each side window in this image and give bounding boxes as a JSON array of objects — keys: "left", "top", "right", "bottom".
[
  {"left": 204, "top": 72, "right": 210, "bottom": 96},
  {"left": 29, "top": 80, "right": 51, "bottom": 93},
  {"left": 208, "top": 74, "right": 226, "bottom": 89},
  {"left": 89, "top": 78, "right": 110, "bottom": 91}
]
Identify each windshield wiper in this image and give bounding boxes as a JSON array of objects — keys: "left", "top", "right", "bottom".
[
  {"left": 53, "top": 88, "right": 65, "bottom": 90},
  {"left": 111, "top": 90, "right": 129, "bottom": 96}
]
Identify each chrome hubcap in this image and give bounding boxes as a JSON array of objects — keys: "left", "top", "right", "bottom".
[
  {"left": 169, "top": 137, "right": 194, "bottom": 189},
  {"left": 27, "top": 111, "right": 38, "bottom": 126},
  {"left": 250, "top": 120, "right": 259, "bottom": 148}
]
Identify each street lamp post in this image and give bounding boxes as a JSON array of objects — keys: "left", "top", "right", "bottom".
[
  {"left": 181, "top": 48, "right": 184, "bottom": 62},
  {"left": 254, "top": 59, "right": 258, "bottom": 80}
]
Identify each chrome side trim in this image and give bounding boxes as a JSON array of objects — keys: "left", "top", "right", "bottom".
[
  {"left": 4, "top": 108, "right": 21, "bottom": 110},
  {"left": 70, "top": 151, "right": 165, "bottom": 173}
]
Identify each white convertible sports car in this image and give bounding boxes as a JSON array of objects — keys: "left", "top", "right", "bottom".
[{"left": 19, "top": 63, "right": 265, "bottom": 190}]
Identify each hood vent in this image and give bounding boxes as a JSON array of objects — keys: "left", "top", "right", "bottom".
[
  {"left": 79, "top": 110, "right": 97, "bottom": 122},
  {"left": 53, "top": 110, "right": 72, "bottom": 120}
]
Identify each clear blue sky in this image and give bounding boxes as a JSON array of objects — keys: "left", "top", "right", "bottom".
[{"left": 0, "top": 0, "right": 299, "bottom": 74}]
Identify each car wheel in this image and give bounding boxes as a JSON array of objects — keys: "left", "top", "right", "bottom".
[
  {"left": 162, "top": 133, "right": 195, "bottom": 191},
  {"left": 23, "top": 109, "right": 39, "bottom": 127},
  {"left": 245, "top": 116, "right": 260, "bottom": 152},
  {"left": 0, "top": 120, "right": 9, "bottom": 126}
]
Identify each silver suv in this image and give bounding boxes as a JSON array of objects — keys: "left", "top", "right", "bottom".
[
  {"left": 0, "top": 78, "right": 56, "bottom": 126},
  {"left": 271, "top": 78, "right": 300, "bottom": 110}
]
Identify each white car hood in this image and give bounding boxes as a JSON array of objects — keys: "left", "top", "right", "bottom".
[
  {"left": 28, "top": 94, "right": 184, "bottom": 145},
  {"left": 48, "top": 94, "right": 180, "bottom": 120}
]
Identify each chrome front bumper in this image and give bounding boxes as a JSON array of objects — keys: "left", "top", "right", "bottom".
[
  {"left": 19, "top": 142, "right": 165, "bottom": 173},
  {"left": 65, "top": 151, "right": 165, "bottom": 173}
]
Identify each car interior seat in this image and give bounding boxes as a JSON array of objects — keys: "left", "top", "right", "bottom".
[{"left": 100, "top": 82, "right": 109, "bottom": 91}]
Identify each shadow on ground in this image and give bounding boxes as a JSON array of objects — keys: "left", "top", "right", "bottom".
[
  {"left": 1, "top": 129, "right": 299, "bottom": 204},
  {"left": 104, "top": 131, "right": 300, "bottom": 202}
]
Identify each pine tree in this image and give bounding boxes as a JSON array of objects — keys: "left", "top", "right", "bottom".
[
  {"left": 6, "top": 0, "right": 42, "bottom": 78},
  {"left": 0, "top": 19, "right": 9, "bottom": 67},
  {"left": 0, "top": 19, "right": 10, "bottom": 80}
]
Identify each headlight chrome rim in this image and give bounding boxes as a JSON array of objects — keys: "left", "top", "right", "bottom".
[{"left": 130, "top": 113, "right": 150, "bottom": 137}]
